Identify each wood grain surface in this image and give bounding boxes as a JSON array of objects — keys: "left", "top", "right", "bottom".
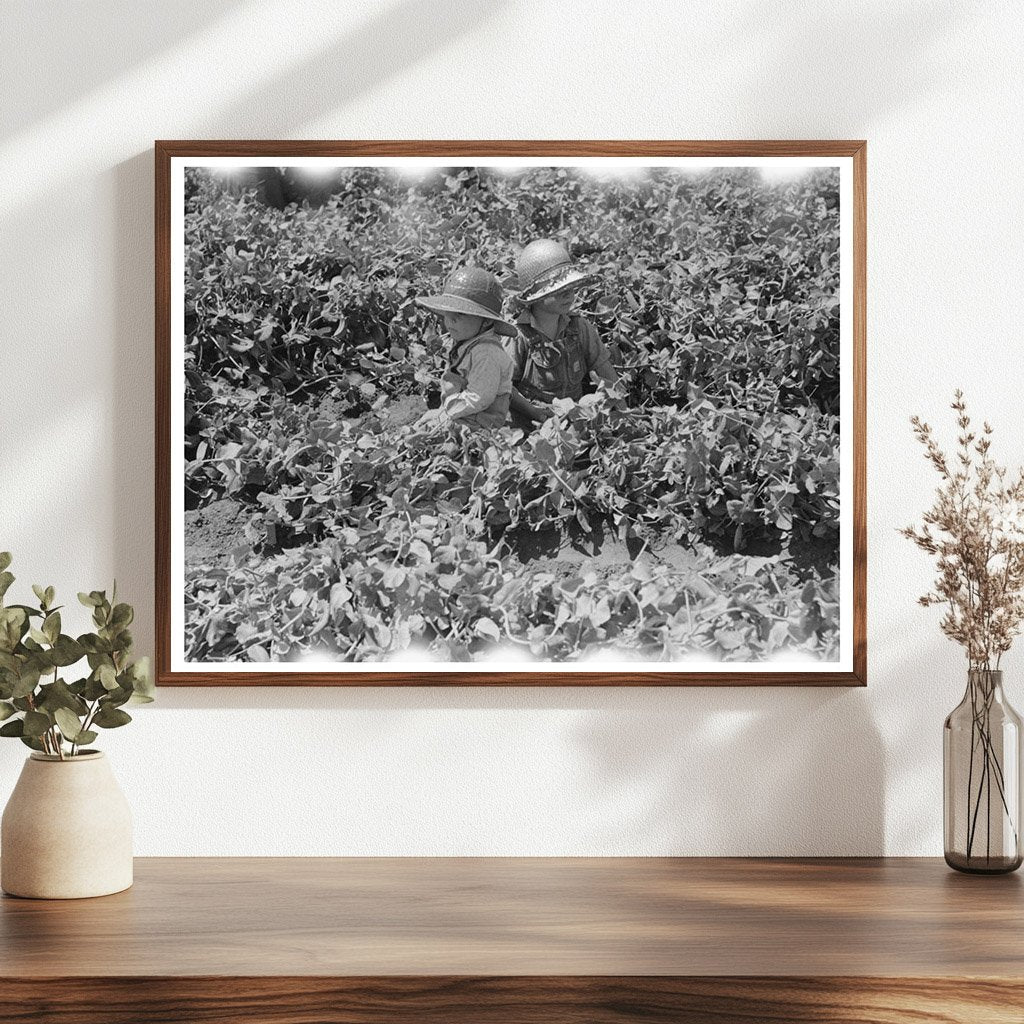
[
  {"left": 3, "top": 857, "right": 1022, "bottom": 976},
  {"left": 2, "top": 858, "right": 1022, "bottom": 1022},
  {"left": 155, "top": 138, "right": 867, "bottom": 688},
  {"left": 0, "top": 976, "right": 1022, "bottom": 1024}
]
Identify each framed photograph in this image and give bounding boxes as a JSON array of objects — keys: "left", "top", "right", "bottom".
[{"left": 156, "top": 141, "right": 865, "bottom": 686}]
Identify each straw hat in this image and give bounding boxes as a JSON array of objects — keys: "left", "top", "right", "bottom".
[
  {"left": 516, "top": 239, "right": 598, "bottom": 304},
  {"left": 416, "top": 267, "right": 517, "bottom": 337}
]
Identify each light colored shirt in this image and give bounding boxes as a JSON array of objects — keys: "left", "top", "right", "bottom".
[{"left": 441, "top": 329, "right": 514, "bottom": 428}]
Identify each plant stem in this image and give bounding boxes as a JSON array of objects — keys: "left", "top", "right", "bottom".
[
  {"left": 966, "top": 683, "right": 978, "bottom": 853},
  {"left": 964, "top": 672, "right": 1018, "bottom": 862},
  {"left": 988, "top": 747, "right": 992, "bottom": 861},
  {"left": 968, "top": 745, "right": 989, "bottom": 859},
  {"left": 53, "top": 665, "right": 64, "bottom": 760}
]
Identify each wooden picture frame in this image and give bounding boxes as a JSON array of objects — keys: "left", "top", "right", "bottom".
[{"left": 156, "top": 140, "right": 866, "bottom": 686}]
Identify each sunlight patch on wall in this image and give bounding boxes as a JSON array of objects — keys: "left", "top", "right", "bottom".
[{"left": 0, "top": 0, "right": 395, "bottom": 216}]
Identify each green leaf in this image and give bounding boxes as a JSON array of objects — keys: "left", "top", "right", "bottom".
[
  {"left": 0, "top": 607, "right": 27, "bottom": 652},
  {"left": 110, "top": 603, "right": 134, "bottom": 629},
  {"left": 36, "top": 678, "right": 88, "bottom": 717},
  {"left": 50, "top": 634, "right": 86, "bottom": 667},
  {"left": 11, "top": 665, "right": 41, "bottom": 699},
  {"left": 78, "top": 592, "right": 100, "bottom": 608},
  {"left": 28, "top": 626, "right": 49, "bottom": 646},
  {"left": 98, "top": 664, "right": 118, "bottom": 690},
  {"left": 0, "top": 718, "right": 24, "bottom": 738},
  {"left": 127, "top": 656, "right": 154, "bottom": 699},
  {"left": 80, "top": 635, "right": 112, "bottom": 655},
  {"left": 32, "top": 584, "right": 48, "bottom": 608},
  {"left": 86, "top": 649, "right": 115, "bottom": 673},
  {"left": 0, "top": 552, "right": 11, "bottom": 573},
  {"left": 93, "top": 602, "right": 110, "bottom": 629},
  {"left": 7, "top": 603, "right": 42, "bottom": 619},
  {"left": 0, "top": 572, "right": 14, "bottom": 602},
  {"left": 85, "top": 592, "right": 108, "bottom": 624},
  {"left": 22, "top": 710, "right": 52, "bottom": 738},
  {"left": 44, "top": 586, "right": 55, "bottom": 608},
  {"left": 104, "top": 685, "right": 132, "bottom": 708},
  {"left": 54, "top": 707, "right": 85, "bottom": 741},
  {"left": 42, "top": 611, "right": 60, "bottom": 643},
  {"left": 83, "top": 674, "right": 108, "bottom": 701},
  {"left": 19, "top": 734, "right": 45, "bottom": 752},
  {"left": 0, "top": 701, "right": 15, "bottom": 722},
  {"left": 74, "top": 730, "right": 98, "bottom": 746},
  {"left": 92, "top": 705, "right": 132, "bottom": 729},
  {"left": 0, "top": 668, "right": 17, "bottom": 695}
]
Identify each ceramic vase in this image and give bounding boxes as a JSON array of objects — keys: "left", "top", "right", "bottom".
[{"left": 1, "top": 751, "right": 133, "bottom": 898}]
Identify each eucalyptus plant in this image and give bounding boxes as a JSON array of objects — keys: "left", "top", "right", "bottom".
[{"left": 0, "top": 552, "right": 153, "bottom": 759}]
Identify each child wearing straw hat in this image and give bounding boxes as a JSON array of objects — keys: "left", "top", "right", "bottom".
[
  {"left": 415, "top": 267, "right": 516, "bottom": 431},
  {"left": 505, "top": 239, "right": 619, "bottom": 433}
]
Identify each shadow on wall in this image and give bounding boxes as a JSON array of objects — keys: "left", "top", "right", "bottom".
[
  {"left": 2, "top": 0, "right": 506, "bottom": 141},
  {"left": 571, "top": 686, "right": 884, "bottom": 856},
  {"left": 144, "top": 680, "right": 885, "bottom": 856},
  {"left": 205, "top": 0, "right": 506, "bottom": 137},
  {"left": 725, "top": 0, "right": 970, "bottom": 132},
  {"left": 876, "top": 632, "right": 981, "bottom": 856},
  {"left": 0, "top": 1, "right": 244, "bottom": 139}
]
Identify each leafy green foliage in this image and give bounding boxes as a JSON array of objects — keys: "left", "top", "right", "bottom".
[
  {"left": 186, "top": 515, "right": 838, "bottom": 664},
  {"left": 0, "top": 555, "right": 154, "bottom": 757},
  {"left": 183, "top": 393, "right": 840, "bottom": 665},
  {"left": 183, "top": 166, "right": 842, "bottom": 664},
  {"left": 184, "top": 164, "right": 838, "bottom": 410}
]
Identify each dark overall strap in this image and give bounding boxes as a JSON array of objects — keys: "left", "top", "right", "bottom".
[{"left": 561, "top": 314, "right": 586, "bottom": 366}]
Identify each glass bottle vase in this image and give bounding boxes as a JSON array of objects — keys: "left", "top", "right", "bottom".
[{"left": 944, "top": 669, "right": 1023, "bottom": 873}]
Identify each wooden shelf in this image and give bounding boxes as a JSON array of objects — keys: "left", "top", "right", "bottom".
[{"left": 2, "top": 857, "right": 1022, "bottom": 1022}]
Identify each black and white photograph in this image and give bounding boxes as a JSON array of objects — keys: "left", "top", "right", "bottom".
[{"left": 159, "top": 144, "right": 863, "bottom": 683}]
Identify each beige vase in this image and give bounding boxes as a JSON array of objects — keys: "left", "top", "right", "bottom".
[{"left": 1, "top": 751, "right": 133, "bottom": 899}]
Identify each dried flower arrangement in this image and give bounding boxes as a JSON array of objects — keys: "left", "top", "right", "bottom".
[
  {"left": 902, "top": 390, "right": 1024, "bottom": 870},
  {"left": 902, "top": 391, "right": 1024, "bottom": 668}
]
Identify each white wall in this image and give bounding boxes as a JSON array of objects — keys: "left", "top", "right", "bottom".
[{"left": 2, "top": 0, "right": 1022, "bottom": 855}]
